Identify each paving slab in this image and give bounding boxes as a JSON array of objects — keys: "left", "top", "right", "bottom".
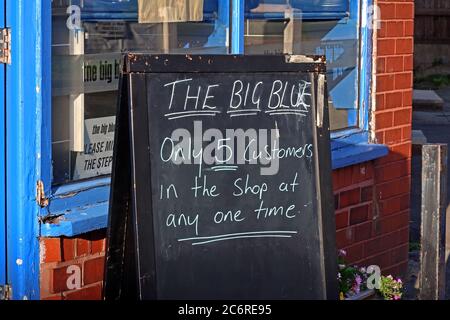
[
  {"left": 413, "top": 89, "right": 445, "bottom": 110},
  {"left": 412, "top": 130, "right": 427, "bottom": 145},
  {"left": 413, "top": 88, "right": 450, "bottom": 125}
]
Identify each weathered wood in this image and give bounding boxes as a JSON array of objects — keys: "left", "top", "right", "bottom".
[
  {"left": 419, "top": 144, "right": 447, "bottom": 300},
  {"left": 446, "top": 204, "right": 450, "bottom": 297},
  {"left": 283, "top": 8, "right": 294, "bottom": 55},
  {"left": 415, "top": 0, "right": 450, "bottom": 43},
  {"left": 416, "top": 9, "right": 450, "bottom": 17}
]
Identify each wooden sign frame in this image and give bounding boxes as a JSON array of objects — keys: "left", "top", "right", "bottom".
[{"left": 104, "top": 54, "right": 338, "bottom": 300}]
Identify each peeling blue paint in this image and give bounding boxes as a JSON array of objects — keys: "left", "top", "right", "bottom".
[
  {"left": 6, "top": 0, "right": 44, "bottom": 300},
  {"left": 0, "top": 0, "right": 6, "bottom": 288},
  {"left": 41, "top": 202, "right": 109, "bottom": 237}
]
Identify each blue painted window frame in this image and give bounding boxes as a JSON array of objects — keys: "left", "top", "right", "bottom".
[
  {"left": 41, "top": 0, "right": 387, "bottom": 238},
  {"left": 0, "top": 0, "right": 5, "bottom": 288},
  {"left": 6, "top": 0, "right": 45, "bottom": 300}
]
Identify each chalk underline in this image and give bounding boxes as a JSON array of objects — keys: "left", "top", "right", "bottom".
[
  {"left": 191, "top": 235, "right": 293, "bottom": 245},
  {"left": 165, "top": 110, "right": 220, "bottom": 120},
  {"left": 210, "top": 165, "right": 238, "bottom": 172},
  {"left": 163, "top": 109, "right": 309, "bottom": 120},
  {"left": 178, "top": 230, "right": 298, "bottom": 246}
]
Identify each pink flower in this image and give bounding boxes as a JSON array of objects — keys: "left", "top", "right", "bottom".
[
  {"left": 393, "top": 295, "right": 401, "bottom": 300},
  {"left": 338, "top": 249, "right": 347, "bottom": 257},
  {"left": 396, "top": 278, "right": 402, "bottom": 284},
  {"left": 352, "top": 275, "right": 362, "bottom": 294},
  {"left": 352, "top": 284, "right": 360, "bottom": 294}
]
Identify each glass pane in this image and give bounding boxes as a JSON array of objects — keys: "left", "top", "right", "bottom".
[
  {"left": 52, "top": 0, "right": 230, "bottom": 185},
  {"left": 244, "top": 0, "right": 360, "bottom": 131}
]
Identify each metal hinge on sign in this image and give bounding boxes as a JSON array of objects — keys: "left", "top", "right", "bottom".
[
  {"left": 36, "top": 180, "right": 49, "bottom": 208},
  {"left": 0, "top": 285, "right": 12, "bottom": 300},
  {"left": 0, "top": 28, "right": 11, "bottom": 64}
]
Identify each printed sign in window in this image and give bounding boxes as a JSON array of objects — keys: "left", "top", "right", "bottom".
[{"left": 73, "top": 116, "right": 116, "bottom": 180}]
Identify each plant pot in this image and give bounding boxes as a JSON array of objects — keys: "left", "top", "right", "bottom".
[{"left": 345, "top": 289, "right": 378, "bottom": 300}]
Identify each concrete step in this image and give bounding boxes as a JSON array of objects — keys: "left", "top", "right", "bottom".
[
  {"left": 413, "top": 90, "right": 444, "bottom": 110},
  {"left": 412, "top": 130, "right": 427, "bottom": 155}
]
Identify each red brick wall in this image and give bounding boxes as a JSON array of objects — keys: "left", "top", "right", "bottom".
[
  {"left": 361, "top": 0, "right": 413, "bottom": 274},
  {"left": 39, "top": 0, "right": 414, "bottom": 300},
  {"left": 334, "top": 0, "right": 413, "bottom": 276},
  {"left": 40, "top": 231, "right": 106, "bottom": 300}
]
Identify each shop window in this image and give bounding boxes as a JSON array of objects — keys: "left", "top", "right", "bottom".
[
  {"left": 52, "top": 0, "right": 230, "bottom": 184},
  {"left": 51, "top": 0, "right": 365, "bottom": 186}
]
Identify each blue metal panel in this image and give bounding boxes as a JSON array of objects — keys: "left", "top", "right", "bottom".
[
  {"left": 5, "top": 0, "right": 44, "bottom": 299},
  {"left": 78, "top": 0, "right": 138, "bottom": 13},
  {"left": 0, "top": 0, "right": 5, "bottom": 287},
  {"left": 245, "top": 0, "right": 348, "bottom": 14},
  {"left": 77, "top": 0, "right": 219, "bottom": 15},
  {"left": 358, "top": 0, "right": 373, "bottom": 131},
  {"left": 76, "top": 0, "right": 349, "bottom": 22},
  {"left": 231, "top": 0, "right": 244, "bottom": 54},
  {"left": 79, "top": 0, "right": 218, "bottom": 21},
  {"left": 77, "top": 0, "right": 348, "bottom": 16}
]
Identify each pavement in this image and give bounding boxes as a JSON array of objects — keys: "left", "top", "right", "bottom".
[
  {"left": 413, "top": 89, "right": 445, "bottom": 110},
  {"left": 407, "top": 86, "right": 450, "bottom": 300},
  {"left": 412, "top": 88, "right": 450, "bottom": 125}
]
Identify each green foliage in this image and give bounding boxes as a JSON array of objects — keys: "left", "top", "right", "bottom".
[
  {"left": 431, "top": 58, "right": 444, "bottom": 68},
  {"left": 414, "top": 74, "right": 450, "bottom": 89},
  {"left": 409, "top": 242, "right": 420, "bottom": 252},
  {"left": 337, "top": 249, "right": 404, "bottom": 300},
  {"left": 337, "top": 250, "right": 368, "bottom": 299},
  {"left": 338, "top": 265, "right": 368, "bottom": 298},
  {"left": 379, "top": 276, "right": 403, "bottom": 300}
]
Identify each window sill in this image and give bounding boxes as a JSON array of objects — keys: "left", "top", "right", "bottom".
[
  {"left": 41, "top": 201, "right": 109, "bottom": 237},
  {"left": 41, "top": 135, "right": 389, "bottom": 238},
  {"left": 330, "top": 130, "right": 389, "bottom": 169},
  {"left": 331, "top": 142, "right": 388, "bottom": 170}
]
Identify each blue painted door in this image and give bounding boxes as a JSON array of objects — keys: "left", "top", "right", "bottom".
[{"left": 0, "top": 0, "right": 6, "bottom": 288}]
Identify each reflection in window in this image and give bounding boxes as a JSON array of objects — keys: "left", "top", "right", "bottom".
[{"left": 243, "top": 0, "right": 359, "bottom": 131}]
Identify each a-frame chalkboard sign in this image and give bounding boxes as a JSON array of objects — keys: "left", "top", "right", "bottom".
[{"left": 104, "top": 54, "right": 338, "bottom": 300}]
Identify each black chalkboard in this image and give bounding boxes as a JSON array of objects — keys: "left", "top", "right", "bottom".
[{"left": 104, "top": 54, "right": 338, "bottom": 300}]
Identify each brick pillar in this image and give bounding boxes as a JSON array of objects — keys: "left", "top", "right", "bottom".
[{"left": 334, "top": 0, "right": 414, "bottom": 277}]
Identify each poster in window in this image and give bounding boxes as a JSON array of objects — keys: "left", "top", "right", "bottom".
[{"left": 73, "top": 116, "right": 116, "bottom": 180}]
